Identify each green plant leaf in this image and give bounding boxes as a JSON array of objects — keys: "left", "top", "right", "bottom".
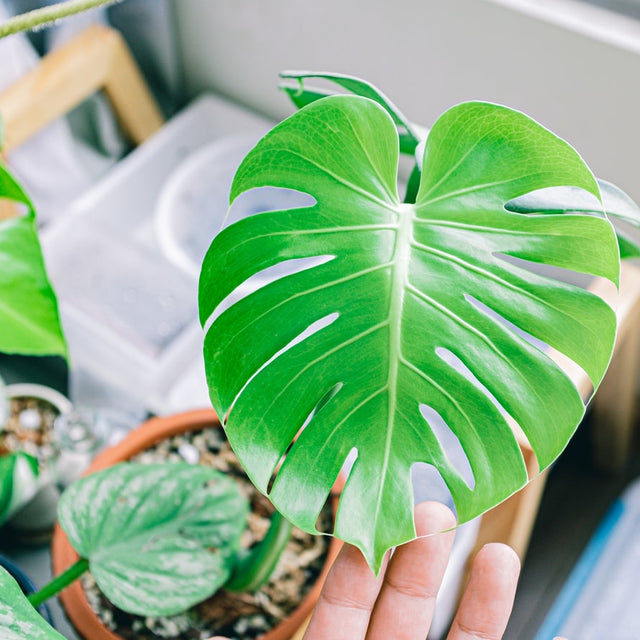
[
  {"left": 279, "top": 70, "right": 422, "bottom": 154},
  {"left": 0, "top": 566, "right": 65, "bottom": 639},
  {"left": 506, "top": 178, "right": 640, "bottom": 259},
  {"left": 57, "top": 462, "right": 249, "bottom": 616},
  {"left": 199, "top": 95, "right": 619, "bottom": 571},
  {"left": 0, "top": 452, "right": 40, "bottom": 525},
  {"left": 0, "top": 162, "right": 67, "bottom": 359}
]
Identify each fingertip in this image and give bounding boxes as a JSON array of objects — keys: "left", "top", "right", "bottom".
[
  {"left": 476, "top": 543, "right": 521, "bottom": 580},
  {"left": 414, "top": 500, "right": 457, "bottom": 537},
  {"left": 448, "top": 542, "right": 520, "bottom": 639}
]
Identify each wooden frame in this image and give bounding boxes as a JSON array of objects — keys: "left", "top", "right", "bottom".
[
  {"left": 0, "top": 24, "right": 164, "bottom": 220},
  {"left": 0, "top": 24, "right": 163, "bottom": 152}
]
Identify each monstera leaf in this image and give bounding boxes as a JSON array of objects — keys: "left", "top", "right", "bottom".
[
  {"left": 506, "top": 178, "right": 640, "bottom": 259},
  {"left": 58, "top": 462, "right": 248, "bottom": 615},
  {"left": 199, "top": 95, "right": 619, "bottom": 571},
  {"left": 0, "top": 161, "right": 66, "bottom": 358},
  {"left": 0, "top": 567, "right": 64, "bottom": 640},
  {"left": 279, "top": 70, "right": 422, "bottom": 154}
]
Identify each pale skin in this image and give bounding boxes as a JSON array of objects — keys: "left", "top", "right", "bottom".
[{"left": 210, "top": 501, "right": 568, "bottom": 640}]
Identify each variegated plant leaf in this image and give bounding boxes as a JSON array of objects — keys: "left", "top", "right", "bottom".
[
  {"left": 0, "top": 566, "right": 64, "bottom": 640},
  {"left": 57, "top": 462, "right": 248, "bottom": 616}
]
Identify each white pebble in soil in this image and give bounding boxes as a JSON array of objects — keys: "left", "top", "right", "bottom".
[
  {"left": 178, "top": 443, "right": 200, "bottom": 464},
  {"left": 18, "top": 408, "right": 42, "bottom": 430}
]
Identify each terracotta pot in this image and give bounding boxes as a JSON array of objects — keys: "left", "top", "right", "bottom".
[{"left": 51, "top": 408, "right": 342, "bottom": 640}]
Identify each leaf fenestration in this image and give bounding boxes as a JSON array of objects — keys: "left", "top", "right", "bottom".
[{"left": 200, "top": 95, "right": 619, "bottom": 571}]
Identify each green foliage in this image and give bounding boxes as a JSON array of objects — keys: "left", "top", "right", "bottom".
[
  {"left": 0, "top": 452, "right": 39, "bottom": 526},
  {"left": 279, "top": 70, "right": 422, "bottom": 154},
  {"left": 0, "top": 161, "right": 67, "bottom": 359},
  {"left": 0, "top": 567, "right": 65, "bottom": 640},
  {"left": 57, "top": 462, "right": 249, "bottom": 616},
  {"left": 281, "top": 71, "right": 640, "bottom": 246},
  {"left": 199, "top": 93, "right": 619, "bottom": 571}
]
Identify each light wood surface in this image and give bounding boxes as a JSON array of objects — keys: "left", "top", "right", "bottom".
[
  {"left": 0, "top": 24, "right": 163, "bottom": 154},
  {"left": 458, "top": 262, "right": 640, "bottom": 625},
  {"left": 590, "top": 261, "right": 640, "bottom": 472},
  {"left": 0, "top": 199, "right": 17, "bottom": 220}
]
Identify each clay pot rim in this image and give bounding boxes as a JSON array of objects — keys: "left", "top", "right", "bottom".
[
  {"left": 51, "top": 408, "right": 342, "bottom": 640},
  {"left": 5, "top": 383, "right": 73, "bottom": 416}
]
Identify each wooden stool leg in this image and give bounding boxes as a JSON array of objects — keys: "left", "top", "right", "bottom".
[{"left": 590, "top": 262, "right": 640, "bottom": 473}]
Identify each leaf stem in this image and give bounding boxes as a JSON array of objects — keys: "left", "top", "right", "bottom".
[
  {"left": 225, "top": 510, "right": 293, "bottom": 592},
  {"left": 0, "top": 0, "right": 121, "bottom": 39},
  {"left": 28, "top": 558, "right": 89, "bottom": 608},
  {"left": 404, "top": 164, "right": 421, "bottom": 204}
]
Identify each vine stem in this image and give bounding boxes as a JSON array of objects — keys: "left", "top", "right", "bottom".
[
  {"left": 28, "top": 557, "right": 89, "bottom": 608},
  {"left": 0, "top": 0, "right": 122, "bottom": 39}
]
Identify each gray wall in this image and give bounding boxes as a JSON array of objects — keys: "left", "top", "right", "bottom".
[{"left": 173, "top": 0, "right": 640, "bottom": 204}]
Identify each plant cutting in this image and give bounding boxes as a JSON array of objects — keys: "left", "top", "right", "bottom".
[{"left": 199, "top": 71, "right": 640, "bottom": 574}]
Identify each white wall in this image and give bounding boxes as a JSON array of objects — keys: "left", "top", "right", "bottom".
[{"left": 174, "top": 0, "right": 640, "bottom": 203}]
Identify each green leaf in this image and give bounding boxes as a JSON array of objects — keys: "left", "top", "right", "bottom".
[
  {"left": 505, "top": 178, "right": 640, "bottom": 258},
  {"left": 57, "top": 462, "right": 249, "bottom": 616},
  {"left": 0, "top": 163, "right": 67, "bottom": 359},
  {"left": 199, "top": 96, "right": 619, "bottom": 571},
  {"left": 0, "top": 452, "right": 40, "bottom": 525},
  {"left": 279, "top": 70, "right": 422, "bottom": 154},
  {"left": 0, "top": 566, "right": 64, "bottom": 640}
]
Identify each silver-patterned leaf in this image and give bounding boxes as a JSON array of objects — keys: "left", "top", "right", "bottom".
[
  {"left": 0, "top": 567, "right": 64, "bottom": 640},
  {"left": 58, "top": 462, "right": 248, "bottom": 616}
]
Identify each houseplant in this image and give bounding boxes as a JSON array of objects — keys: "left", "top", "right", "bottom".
[
  {"left": 1, "top": 1, "right": 640, "bottom": 627},
  {"left": 198, "top": 71, "right": 640, "bottom": 574},
  {"left": 0, "top": 138, "right": 68, "bottom": 526},
  {"left": 0, "top": 409, "right": 339, "bottom": 640},
  {"left": 50, "top": 409, "right": 341, "bottom": 640}
]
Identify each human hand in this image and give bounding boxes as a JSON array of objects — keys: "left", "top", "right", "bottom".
[
  {"left": 209, "top": 501, "right": 565, "bottom": 640},
  {"left": 302, "top": 500, "right": 519, "bottom": 639}
]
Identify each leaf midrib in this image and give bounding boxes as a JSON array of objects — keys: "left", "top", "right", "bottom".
[{"left": 371, "top": 204, "right": 413, "bottom": 529}]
